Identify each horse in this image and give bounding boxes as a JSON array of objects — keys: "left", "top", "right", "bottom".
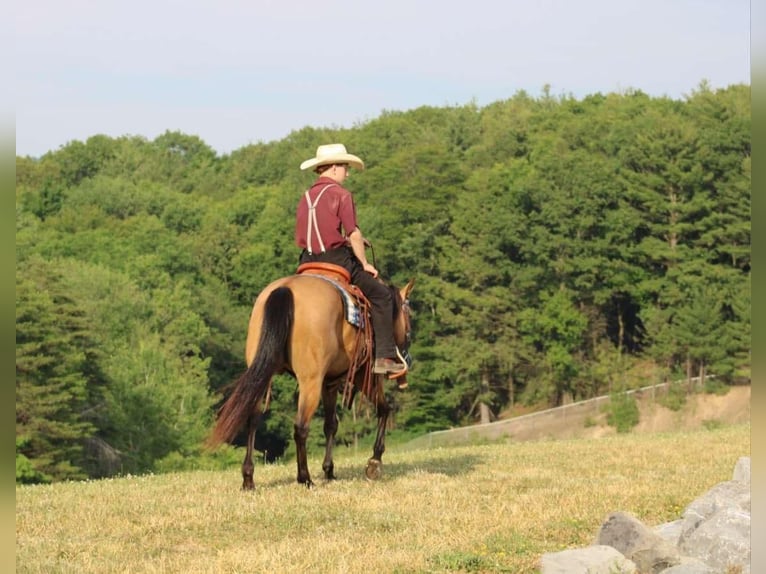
[{"left": 208, "top": 266, "right": 414, "bottom": 489}]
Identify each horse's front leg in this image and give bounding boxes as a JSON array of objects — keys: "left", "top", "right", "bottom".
[
  {"left": 293, "top": 422, "right": 312, "bottom": 487},
  {"left": 321, "top": 381, "right": 340, "bottom": 480},
  {"left": 365, "top": 377, "right": 391, "bottom": 481}
]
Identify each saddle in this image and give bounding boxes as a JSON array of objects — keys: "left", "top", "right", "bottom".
[
  {"left": 297, "top": 261, "right": 352, "bottom": 284},
  {"left": 296, "top": 262, "right": 375, "bottom": 408}
]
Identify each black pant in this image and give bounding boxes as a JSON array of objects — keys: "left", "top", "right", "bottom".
[{"left": 299, "top": 246, "right": 396, "bottom": 358}]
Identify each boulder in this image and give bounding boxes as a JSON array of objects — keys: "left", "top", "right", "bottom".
[
  {"left": 732, "top": 456, "right": 750, "bottom": 484},
  {"left": 659, "top": 556, "right": 716, "bottom": 573},
  {"left": 678, "top": 479, "right": 750, "bottom": 544},
  {"left": 538, "top": 456, "right": 751, "bottom": 574},
  {"left": 596, "top": 511, "right": 681, "bottom": 573},
  {"left": 653, "top": 519, "right": 684, "bottom": 546},
  {"left": 679, "top": 506, "right": 750, "bottom": 574},
  {"left": 540, "top": 544, "right": 637, "bottom": 574}
]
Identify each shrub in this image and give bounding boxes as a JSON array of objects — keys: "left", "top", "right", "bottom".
[
  {"left": 605, "top": 392, "right": 640, "bottom": 433},
  {"left": 703, "top": 378, "right": 729, "bottom": 396},
  {"left": 702, "top": 419, "right": 723, "bottom": 431},
  {"left": 658, "top": 381, "right": 687, "bottom": 411}
]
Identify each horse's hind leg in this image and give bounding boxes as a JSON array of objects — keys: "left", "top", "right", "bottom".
[
  {"left": 242, "top": 413, "right": 258, "bottom": 490},
  {"left": 321, "top": 382, "right": 340, "bottom": 480},
  {"left": 294, "top": 377, "right": 322, "bottom": 488}
]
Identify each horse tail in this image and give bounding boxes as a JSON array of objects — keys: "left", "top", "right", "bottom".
[{"left": 208, "top": 286, "right": 294, "bottom": 446}]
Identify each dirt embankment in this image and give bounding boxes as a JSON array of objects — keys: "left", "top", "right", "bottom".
[
  {"left": 580, "top": 384, "right": 751, "bottom": 440},
  {"left": 407, "top": 385, "right": 751, "bottom": 449},
  {"left": 634, "top": 384, "right": 750, "bottom": 431}
]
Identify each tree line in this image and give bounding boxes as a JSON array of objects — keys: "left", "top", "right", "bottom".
[{"left": 16, "top": 82, "right": 751, "bottom": 483}]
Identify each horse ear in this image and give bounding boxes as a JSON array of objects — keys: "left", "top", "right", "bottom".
[{"left": 402, "top": 277, "right": 415, "bottom": 299}]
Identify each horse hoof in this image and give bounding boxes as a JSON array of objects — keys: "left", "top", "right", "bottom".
[
  {"left": 298, "top": 477, "right": 315, "bottom": 489},
  {"left": 365, "top": 458, "right": 382, "bottom": 481}
]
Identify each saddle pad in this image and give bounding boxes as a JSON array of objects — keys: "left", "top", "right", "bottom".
[{"left": 302, "top": 273, "right": 364, "bottom": 328}]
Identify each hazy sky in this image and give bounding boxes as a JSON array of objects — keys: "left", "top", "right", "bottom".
[{"left": 15, "top": 0, "right": 751, "bottom": 158}]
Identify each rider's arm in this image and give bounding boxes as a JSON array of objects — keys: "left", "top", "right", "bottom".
[{"left": 348, "top": 228, "right": 379, "bottom": 278}]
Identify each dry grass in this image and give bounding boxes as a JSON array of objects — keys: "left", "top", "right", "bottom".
[{"left": 16, "top": 423, "right": 750, "bottom": 573}]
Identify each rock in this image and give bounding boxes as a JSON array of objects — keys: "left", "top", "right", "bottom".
[
  {"left": 539, "top": 544, "right": 637, "bottom": 574},
  {"left": 654, "top": 519, "right": 684, "bottom": 547},
  {"left": 733, "top": 456, "right": 750, "bottom": 484},
  {"left": 679, "top": 479, "right": 751, "bottom": 543},
  {"left": 679, "top": 506, "right": 750, "bottom": 574},
  {"left": 539, "top": 457, "right": 751, "bottom": 574},
  {"left": 659, "top": 556, "right": 716, "bottom": 573},
  {"left": 596, "top": 511, "right": 680, "bottom": 573}
]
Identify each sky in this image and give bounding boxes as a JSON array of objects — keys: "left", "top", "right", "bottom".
[{"left": 14, "top": 0, "right": 751, "bottom": 158}]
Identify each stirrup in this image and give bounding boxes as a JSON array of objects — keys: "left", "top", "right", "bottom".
[{"left": 386, "top": 348, "right": 409, "bottom": 380}]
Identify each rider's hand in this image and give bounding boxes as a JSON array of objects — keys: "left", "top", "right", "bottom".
[{"left": 363, "top": 262, "right": 379, "bottom": 278}]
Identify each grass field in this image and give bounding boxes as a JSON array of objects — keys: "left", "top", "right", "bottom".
[{"left": 16, "top": 423, "right": 750, "bottom": 573}]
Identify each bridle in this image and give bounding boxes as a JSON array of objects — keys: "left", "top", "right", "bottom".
[
  {"left": 393, "top": 291, "right": 413, "bottom": 371},
  {"left": 400, "top": 296, "right": 412, "bottom": 350}
]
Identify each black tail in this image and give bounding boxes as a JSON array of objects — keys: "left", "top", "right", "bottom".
[{"left": 208, "top": 287, "right": 294, "bottom": 445}]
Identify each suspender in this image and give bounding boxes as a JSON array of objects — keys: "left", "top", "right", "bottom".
[{"left": 304, "top": 184, "right": 336, "bottom": 254}]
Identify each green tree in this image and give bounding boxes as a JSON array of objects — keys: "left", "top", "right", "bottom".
[
  {"left": 16, "top": 260, "right": 101, "bottom": 482},
  {"left": 519, "top": 289, "right": 588, "bottom": 405}
]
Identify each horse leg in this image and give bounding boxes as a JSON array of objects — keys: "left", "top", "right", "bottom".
[
  {"left": 294, "top": 378, "right": 322, "bottom": 488},
  {"left": 242, "top": 414, "right": 257, "bottom": 490},
  {"left": 321, "top": 382, "right": 340, "bottom": 480},
  {"left": 365, "top": 378, "right": 391, "bottom": 481}
]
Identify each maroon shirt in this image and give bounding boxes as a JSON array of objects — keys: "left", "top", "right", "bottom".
[{"left": 295, "top": 177, "right": 358, "bottom": 253}]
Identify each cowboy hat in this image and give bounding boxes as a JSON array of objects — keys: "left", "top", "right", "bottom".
[{"left": 299, "top": 143, "right": 365, "bottom": 171}]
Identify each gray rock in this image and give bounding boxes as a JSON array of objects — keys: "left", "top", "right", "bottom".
[
  {"left": 679, "top": 479, "right": 751, "bottom": 544},
  {"left": 596, "top": 511, "right": 680, "bottom": 573},
  {"left": 659, "top": 556, "right": 716, "bottom": 573},
  {"left": 733, "top": 456, "right": 750, "bottom": 484},
  {"left": 654, "top": 519, "right": 684, "bottom": 546},
  {"left": 538, "top": 457, "right": 751, "bottom": 574},
  {"left": 679, "top": 506, "right": 750, "bottom": 574},
  {"left": 540, "top": 545, "right": 637, "bottom": 574}
]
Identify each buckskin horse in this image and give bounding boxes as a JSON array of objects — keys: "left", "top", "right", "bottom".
[{"left": 208, "top": 263, "right": 414, "bottom": 489}]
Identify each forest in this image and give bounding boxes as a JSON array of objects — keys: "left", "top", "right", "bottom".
[{"left": 16, "top": 83, "right": 751, "bottom": 483}]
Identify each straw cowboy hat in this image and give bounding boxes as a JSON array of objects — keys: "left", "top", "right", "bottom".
[{"left": 299, "top": 143, "right": 365, "bottom": 171}]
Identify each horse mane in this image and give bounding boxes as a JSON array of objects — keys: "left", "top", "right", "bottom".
[{"left": 387, "top": 283, "right": 403, "bottom": 321}]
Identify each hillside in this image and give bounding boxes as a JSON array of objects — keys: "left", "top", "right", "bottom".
[
  {"left": 16, "top": 424, "right": 750, "bottom": 574},
  {"left": 408, "top": 385, "right": 751, "bottom": 449},
  {"left": 630, "top": 384, "right": 750, "bottom": 434}
]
